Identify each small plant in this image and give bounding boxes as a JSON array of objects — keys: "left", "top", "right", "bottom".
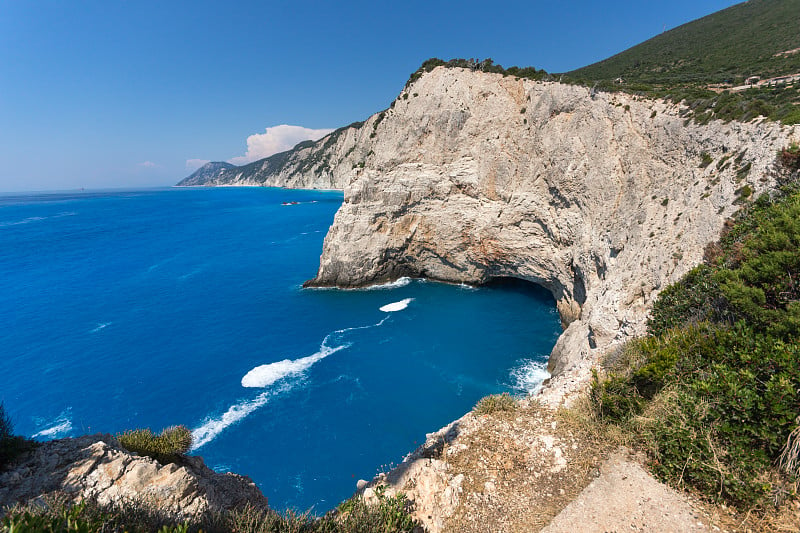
[
  {"left": 735, "top": 184, "right": 753, "bottom": 200},
  {"left": 780, "top": 143, "right": 800, "bottom": 171},
  {"left": 334, "top": 487, "right": 420, "bottom": 532},
  {"left": 116, "top": 426, "right": 192, "bottom": 465},
  {"left": 661, "top": 198, "right": 669, "bottom": 206},
  {"left": 699, "top": 152, "right": 714, "bottom": 168},
  {"left": 473, "top": 392, "right": 517, "bottom": 415}
]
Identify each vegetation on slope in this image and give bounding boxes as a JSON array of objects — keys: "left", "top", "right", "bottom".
[
  {"left": 590, "top": 151, "right": 800, "bottom": 511},
  {"left": 0, "top": 404, "right": 35, "bottom": 471},
  {"left": 564, "top": 0, "right": 800, "bottom": 125},
  {"left": 1, "top": 491, "right": 420, "bottom": 533},
  {"left": 406, "top": 57, "right": 548, "bottom": 87},
  {"left": 569, "top": 0, "right": 800, "bottom": 86},
  {"left": 116, "top": 426, "right": 193, "bottom": 465}
]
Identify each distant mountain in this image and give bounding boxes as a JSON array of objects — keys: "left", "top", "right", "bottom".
[
  {"left": 178, "top": 162, "right": 236, "bottom": 186},
  {"left": 568, "top": 0, "right": 800, "bottom": 85},
  {"left": 175, "top": 125, "right": 362, "bottom": 189}
]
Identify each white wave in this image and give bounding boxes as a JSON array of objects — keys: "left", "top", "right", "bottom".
[
  {"left": 32, "top": 411, "right": 73, "bottom": 439},
  {"left": 191, "top": 385, "right": 288, "bottom": 450},
  {"left": 242, "top": 345, "right": 348, "bottom": 388},
  {"left": 380, "top": 298, "right": 413, "bottom": 312},
  {"left": 0, "top": 216, "right": 45, "bottom": 228},
  {"left": 304, "top": 277, "right": 413, "bottom": 292},
  {"left": 89, "top": 322, "right": 111, "bottom": 333},
  {"left": 365, "top": 277, "right": 412, "bottom": 290},
  {"left": 509, "top": 359, "right": 550, "bottom": 394},
  {"left": 178, "top": 268, "right": 202, "bottom": 281},
  {"left": 194, "top": 317, "right": 390, "bottom": 449}
]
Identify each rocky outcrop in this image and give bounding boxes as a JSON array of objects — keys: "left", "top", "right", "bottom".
[{"left": 0, "top": 434, "right": 268, "bottom": 518}]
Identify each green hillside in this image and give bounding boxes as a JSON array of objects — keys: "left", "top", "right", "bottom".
[{"left": 569, "top": 0, "right": 800, "bottom": 85}]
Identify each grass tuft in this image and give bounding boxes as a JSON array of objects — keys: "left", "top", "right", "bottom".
[
  {"left": 473, "top": 393, "right": 517, "bottom": 415},
  {"left": 117, "top": 426, "right": 192, "bottom": 465}
]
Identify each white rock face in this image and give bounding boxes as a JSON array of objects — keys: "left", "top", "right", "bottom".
[{"left": 199, "top": 66, "right": 799, "bottom": 394}]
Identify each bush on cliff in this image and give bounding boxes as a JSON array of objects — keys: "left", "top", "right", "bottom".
[
  {"left": 591, "top": 177, "right": 800, "bottom": 510},
  {"left": 0, "top": 403, "right": 35, "bottom": 470},
  {"left": 116, "top": 426, "right": 192, "bottom": 465},
  {"left": 473, "top": 392, "right": 517, "bottom": 415}
]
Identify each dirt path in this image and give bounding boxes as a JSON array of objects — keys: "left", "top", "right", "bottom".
[{"left": 542, "top": 450, "right": 711, "bottom": 533}]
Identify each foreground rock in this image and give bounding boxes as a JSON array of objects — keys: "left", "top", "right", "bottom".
[{"left": 0, "top": 434, "right": 268, "bottom": 518}]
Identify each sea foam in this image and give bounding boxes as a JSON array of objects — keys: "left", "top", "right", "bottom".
[
  {"left": 191, "top": 386, "right": 289, "bottom": 450},
  {"left": 89, "top": 322, "right": 111, "bottom": 333},
  {"left": 509, "top": 359, "right": 550, "bottom": 394},
  {"left": 241, "top": 345, "right": 348, "bottom": 388},
  {"left": 379, "top": 298, "right": 413, "bottom": 312},
  {"left": 364, "top": 277, "right": 412, "bottom": 290},
  {"left": 32, "top": 411, "right": 73, "bottom": 439},
  {"left": 192, "top": 316, "right": 390, "bottom": 449}
]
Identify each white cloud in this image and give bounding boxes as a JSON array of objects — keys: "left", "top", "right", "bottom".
[
  {"left": 228, "top": 124, "right": 334, "bottom": 166},
  {"left": 186, "top": 158, "right": 211, "bottom": 170},
  {"left": 138, "top": 161, "right": 158, "bottom": 168}
]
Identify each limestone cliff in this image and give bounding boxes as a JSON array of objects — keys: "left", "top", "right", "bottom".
[{"left": 183, "top": 66, "right": 798, "bottom": 391}]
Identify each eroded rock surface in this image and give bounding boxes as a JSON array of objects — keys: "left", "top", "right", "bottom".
[{"left": 0, "top": 434, "right": 268, "bottom": 518}]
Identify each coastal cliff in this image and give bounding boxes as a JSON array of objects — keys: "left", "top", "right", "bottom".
[{"left": 192, "top": 66, "right": 796, "bottom": 392}]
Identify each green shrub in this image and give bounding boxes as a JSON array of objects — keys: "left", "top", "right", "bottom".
[
  {"left": 331, "top": 487, "right": 420, "bottom": 533},
  {"left": 592, "top": 183, "right": 800, "bottom": 510},
  {"left": 117, "top": 426, "right": 192, "bottom": 465},
  {"left": 780, "top": 143, "right": 800, "bottom": 170},
  {"left": 473, "top": 392, "right": 517, "bottom": 415},
  {"left": 1, "top": 493, "right": 421, "bottom": 533},
  {"left": 0, "top": 403, "right": 35, "bottom": 470}
]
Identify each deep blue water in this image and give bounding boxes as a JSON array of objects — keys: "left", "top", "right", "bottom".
[{"left": 0, "top": 187, "right": 560, "bottom": 512}]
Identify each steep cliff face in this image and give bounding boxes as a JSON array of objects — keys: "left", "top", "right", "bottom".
[{"left": 187, "top": 66, "right": 798, "bottom": 389}]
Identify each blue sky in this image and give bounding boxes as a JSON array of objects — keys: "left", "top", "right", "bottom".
[{"left": 0, "top": 0, "right": 741, "bottom": 192}]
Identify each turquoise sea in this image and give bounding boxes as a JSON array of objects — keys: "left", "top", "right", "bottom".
[{"left": 0, "top": 187, "right": 560, "bottom": 512}]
